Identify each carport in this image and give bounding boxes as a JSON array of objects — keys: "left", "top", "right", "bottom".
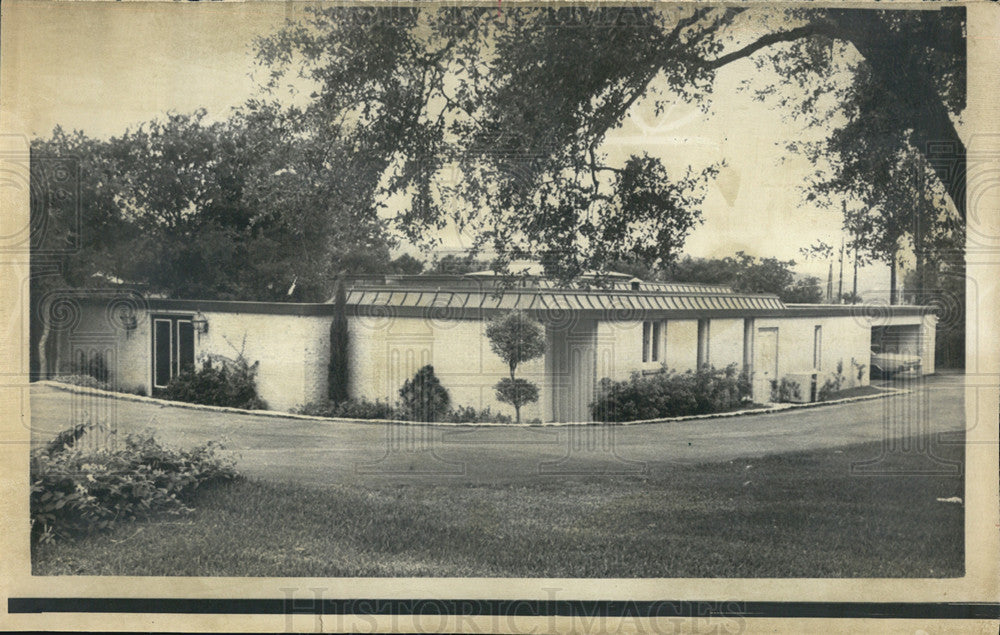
[
  {"left": 870, "top": 311, "right": 937, "bottom": 375},
  {"left": 872, "top": 324, "right": 923, "bottom": 356}
]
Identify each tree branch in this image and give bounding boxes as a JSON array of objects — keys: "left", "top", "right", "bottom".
[{"left": 702, "top": 23, "right": 837, "bottom": 70}]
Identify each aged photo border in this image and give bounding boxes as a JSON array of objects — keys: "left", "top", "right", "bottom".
[{"left": 1, "top": 0, "right": 997, "bottom": 632}]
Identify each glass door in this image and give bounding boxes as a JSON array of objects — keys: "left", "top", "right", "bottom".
[{"left": 151, "top": 315, "right": 195, "bottom": 392}]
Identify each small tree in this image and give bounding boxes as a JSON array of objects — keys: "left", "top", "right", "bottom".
[
  {"left": 327, "top": 277, "right": 349, "bottom": 403},
  {"left": 486, "top": 310, "right": 546, "bottom": 423},
  {"left": 398, "top": 365, "right": 450, "bottom": 422}
]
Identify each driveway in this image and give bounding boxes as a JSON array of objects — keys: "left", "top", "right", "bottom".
[{"left": 26, "top": 374, "right": 965, "bottom": 487}]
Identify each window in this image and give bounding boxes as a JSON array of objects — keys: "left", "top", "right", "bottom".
[
  {"left": 642, "top": 321, "right": 662, "bottom": 363},
  {"left": 642, "top": 322, "right": 651, "bottom": 362},
  {"left": 152, "top": 315, "right": 196, "bottom": 391},
  {"left": 651, "top": 322, "right": 661, "bottom": 362},
  {"left": 813, "top": 325, "right": 822, "bottom": 370}
]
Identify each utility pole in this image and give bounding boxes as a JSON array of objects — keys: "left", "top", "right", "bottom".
[
  {"left": 826, "top": 259, "right": 834, "bottom": 303},
  {"left": 852, "top": 247, "right": 859, "bottom": 302},
  {"left": 837, "top": 234, "right": 845, "bottom": 303}
]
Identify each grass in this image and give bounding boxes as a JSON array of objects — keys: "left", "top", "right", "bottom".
[{"left": 32, "top": 433, "right": 964, "bottom": 578}]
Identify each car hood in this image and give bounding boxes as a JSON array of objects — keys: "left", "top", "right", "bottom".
[{"left": 872, "top": 352, "right": 921, "bottom": 363}]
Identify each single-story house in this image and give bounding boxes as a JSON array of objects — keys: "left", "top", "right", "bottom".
[{"left": 45, "top": 270, "right": 937, "bottom": 422}]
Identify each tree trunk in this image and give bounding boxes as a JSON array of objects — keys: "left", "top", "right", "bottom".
[
  {"left": 827, "top": 9, "right": 967, "bottom": 223},
  {"left": 37, "top": 322, "right": 50, "bottom": 380},
  {"left": 889, "top": 254, "right": 898, "bottom": 305},
  {"left": 707, "top": 10, "right": 967, "bottom": 222}
]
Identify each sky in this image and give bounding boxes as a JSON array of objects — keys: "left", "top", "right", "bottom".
[{"left": 2, "top": 1, "right": 908, "bottom": 296}]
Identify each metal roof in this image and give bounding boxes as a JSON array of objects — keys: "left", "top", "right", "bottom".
[{"left": 345, "top": 285, "right": 787, "bottom": 317}]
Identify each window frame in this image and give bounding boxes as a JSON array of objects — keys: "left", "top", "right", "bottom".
[
  {"left": 151, "top": 314, "right": 196, "bottom": 392},
  {"left": 642, "top": 320, "right": 664, "bottom": 365}
]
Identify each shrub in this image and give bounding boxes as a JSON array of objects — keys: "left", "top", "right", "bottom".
[
  {"left": 772, "top": 377, "right": 803, "bottom": 402},
  {"left": 398, "top": 365, "right": 450, "bottom": 422},
  {"left": 494, "top": 377, "right": 539, "bottom": 420},
  {"left": 441, "top": 405, "right": 513, "bottom": 424},
  {"left": 53, "top": 375, "right": 147, "bottom": 397},
  {"left": 486, "top": 311, "right": 546, "bottom": 423},
  {"left": 30, "top": 424, "right": 238, "bottom": 545},
  {"left": 852, "top": 358, "right": 867, "bottom": 383},
  {"left": 74, "top": 351, "right": 109, "bottom": 384},
  {"left": 294, "top": 399, "right": 513, "bottom": 424},
  {"left": 592, "top": 363, "right": 752, "bottom": 422},
  {"left": 817, "top": 361, "right": 847, "bottom": 401},
  {"left": 54, "top": 374, "right": 112, "bottom": 391},
  {"left": 162, "top": 355, "right": 266, "bottom": 410},
  {"left": 122, "top": 384, "right": 148, "bottom": 397},
  {"left": 294, "top": 398, "right": 399, "bottom": 420}
]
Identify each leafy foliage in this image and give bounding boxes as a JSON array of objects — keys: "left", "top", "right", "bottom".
[
  {"left": 486, "top": 311, "right": 546, "bottom": 374},
  {"left": 295, "top": 398, "right": 399, "bottom": 420},
  {"left": 52, "top": 375, "right": 147, "bottom": 397},
  {"left": 294, "top": 397, "right": 512, "bottom": 424},
  {"left": 256, "top": 5, "right": 965, "bottom": 280},
  {"left": 252, "top": 6, "right": 731, "bottom": 281},
  {"left": 440, "top": 405, "right": 512, "bottom": 425},
  {"left": 433, "top": 253, "right": 492, "bottom": 275},
  {"left": 667, "top": 252, "right": 823, "bottom": 303},
  {"left": 31, "top": 424, "right": 238, "bottom": 545},
  {"left": 772, "top": 377, "right": 804, "bottom": 403},
  {"left": 817, "top": 361, "right": 847, "bottom": 401},
  {"left": 161, "top": 356, "right": 267, "bottom": 410},
  {"left": 73, "top": 351, "right": 109, "bottom": 383},
  {"left": 398, "top": 365, "right": 451, "bottom": 423},
  {"left": 53, "top": 374, "right": 112, "bottom": 391},
  {"left": 485, "top": 311, "right": 546, "bottom": 422},
  {"left": 493, "top": 378, "right": 540, "bottom": 417},
  {"left": 592, "top": 364, "right": 752, "bottom": 422}
]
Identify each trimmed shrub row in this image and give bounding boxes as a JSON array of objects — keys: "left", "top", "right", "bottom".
[
  {"left": 591, "top": 364, "right": 753, "bottom": 422},
  {"left": 295, "top": 398, "right": 514, "bottom": 424}
]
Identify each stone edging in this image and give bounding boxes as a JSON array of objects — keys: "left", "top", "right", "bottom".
[{"left": 37, "top": 380, "right": 910, "bottom": 428}]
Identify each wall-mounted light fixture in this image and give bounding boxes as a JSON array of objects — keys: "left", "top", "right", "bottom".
[{"left": 192, "top": 311, "right": 209, "bottom": 335}]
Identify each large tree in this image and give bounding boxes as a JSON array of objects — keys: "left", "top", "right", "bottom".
[
  {"left": 30, "top": 128, "right": 135, "bottom": 378},
  {"left": 30, "top": 106, "right": 407, "bottom": 306},
  {"left": 255, "top": 5, "right": 965, "bottom": 281}
]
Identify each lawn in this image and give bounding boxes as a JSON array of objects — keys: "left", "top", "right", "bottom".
[{"left": 32, "top": 433, "right": 964, "bottom": 578}]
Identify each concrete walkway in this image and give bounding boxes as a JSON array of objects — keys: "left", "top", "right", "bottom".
[{"left": 27, "top": 374, "right": 965, "bottom": 487}]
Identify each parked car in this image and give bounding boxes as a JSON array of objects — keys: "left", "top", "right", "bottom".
[{"left": 870, "top": 345, "right": 921, "bottom": 377}]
